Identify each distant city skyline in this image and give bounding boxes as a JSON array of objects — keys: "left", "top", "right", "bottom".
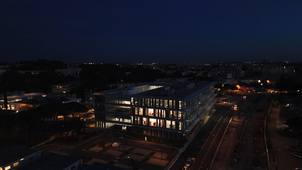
[{"left": 1, "top": 0, "right": 302, "bottom": 63}]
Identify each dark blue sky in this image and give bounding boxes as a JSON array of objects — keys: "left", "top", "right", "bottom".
[{"left": 1, "top": 0, "right": 302, "bottom": 63}]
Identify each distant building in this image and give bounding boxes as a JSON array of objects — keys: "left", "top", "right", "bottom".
[
  {"left": 56, "top": 67, "right": 81, "bottom": 77},
  {"left": 0, "top": 92, "right": 46, "bottom": 112},
  {"left": 95, "top": 80, "right": 216, "bottom": 139}
]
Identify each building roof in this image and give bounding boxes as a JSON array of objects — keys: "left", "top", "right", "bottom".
[
  {"left": 29, "top": 102, "right": 88, "bottom": 116},
  {"left": 18, "top": 152, "right": 81, "bottom": 170},
  {"left": 133, "top": 81, "right": 213, "bottom": 99},
  {"left": 83, "top": 163, "right": 125, "bottom": 170},
  {"left": 0, "top": 145, "right": 38, "bottom": 166},
  {"left": 104, "top": 83, "right": 163, "bottom": 97}
]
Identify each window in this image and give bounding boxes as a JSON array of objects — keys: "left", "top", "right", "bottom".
[
  {"left": 178, "top": 111, "right": 183, "bottom": 119},
  {"left": 147, "top": 108, "right": 154, "bottom": 116},
  {"left": 179, "top": 101, "right": 182, "bottom": 109},
  {"left": 146, "top": 98, "right": 150, "bottom": 106},
  {"left": 149, "top": 118, "right": 157, "bottom": 127},
  {"left": 131, "top": 97, "right": 134, "bottom": 105},
  {"left": 143, "top": 117, "right": 148, "bottom": 125},
  {"left": 161, "top": 110, "right": 166, "bottom": 118},
  {"left": 134, "top": 117, "right": 138, "bottom": 124},
  {"left": 179, "top": 122, "right": 183, "bottom": 130},
  {"left": 13, "top": 162, "right": 19, "bottom": 167},
  {"left": 164, "top": 100, "right": 168, "bottom": 108},
  {"left": 57, "top": 115, "right": 64, "bottom": 120},
  {"left": 134, "top": 99, "right": 138, "bottom": 105},
  {"left": 169, "top": 100, "right": 173, "bottom": 108},
  {"left": 139, "top": 108, "right": 143, "bottom": 116},
  {"left": 154, "top": 109, "right": 158, "bottom": 117},
  {"left": 166, "top": 120, "right": 171, "bottom": 128},
  {"left": 156, "top": 99, "right": 159, "bottom": 106},
  {"left": 121, "top": 100, "right": 130, "bottom": 105},
  {"left": 160, "top": 119, "right": 165, "bottom": 127},
  {"left": 171, "top": 121, "right": 176, "bottom": 129},
  {"left": 138, "top": 117, "right": 141, "bottom": 124},
  {"left": 135, "top": 108, "right": 138, "bottom": 115},
  {"left": 173, "top": 111, "right": 177, "bottom": 117},
  {"left": 135, "top": 117, "right": 141, "bottom": 125}
]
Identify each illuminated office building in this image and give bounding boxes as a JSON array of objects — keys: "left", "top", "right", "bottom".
[
  {"left": 95, "top": 84, "right": 162, "bottom": 127},
  {"left": 95, "top": 80, "right": 216, "bottom": 139}
]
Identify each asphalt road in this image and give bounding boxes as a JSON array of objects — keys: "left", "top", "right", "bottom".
[{"left": 169, "top": 100, "right": 231, "bottom": 170}]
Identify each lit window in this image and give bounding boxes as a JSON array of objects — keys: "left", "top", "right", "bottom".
[
  {"left": 139, "top": 108, "right": 143, "bottom": 116},
  {"left": 57, "top": 115, "right": 64, "bottom": 120},
  {"left": 178, "top": 111, "right": 182, "bottom": 119},
  {"left": 179, "top": 122, "right": 182, "bottom": 130},
  {"left": 13, "top": 161, "right": 19, "bottom": 167},
  {"left": 148, "top": 108, "right": 154, "bottom": 116},
  {"left": 166, "top": 120, "right": 171, "bottom": 128},
  {"left": 149, "top": 118, "right": 157, "bottom": 127},
  {"left": 135, "top": 108, "right": 138, "bottom": 115},
  {"left": 156, "top": 99, "right": 159, "bottom": 106},
  {"left": 164, "top": 100, "right": 168, "bottom": 108},
  {"left": 173, "top": 111, "right": 177, "bottom": 117},
  {"left": 121, "top": 100, "right": 130, "bottom": 105},
  {"left": 162, "top": 110, "right": 166, "bottom": 118},
  {"left": 171, "top": 121, "right": 176, "bottom": 129},
  {"left": 138, "top": 117, "right": 141, "bottom": 124},
  {"left": 159, "top": 119, "right": 164, "bottom": 127},
  {"left": 179, "top": 101, "right": 182, "bottom": 109},
  {"left": 143, "top": 117, "right": 148, "bottom": 125},
  {"left": 169, "top": 100, "right": 173, "bottom": 108},
  {"left": 170, "top": 110, "right": 173, "bottom": 118}
]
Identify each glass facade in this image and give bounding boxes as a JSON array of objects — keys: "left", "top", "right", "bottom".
[
  {"left": 97, "top": 82, "right": 216, "bottom": 139},
  {"left": 132, "top": 98, "right": 184, "bottom": 131}
]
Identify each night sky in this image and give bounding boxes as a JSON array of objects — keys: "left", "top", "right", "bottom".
[{"left": 1, "top": 0, "right": 302, "bottom": 63}]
